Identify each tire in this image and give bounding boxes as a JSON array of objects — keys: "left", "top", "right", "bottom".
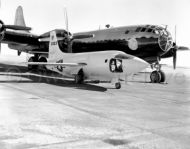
[
  {"left": 74, "top": 69, "right": 84, "bottom": 84},
  {"left": 159, "top": 70, "right": 166, "bottom": 83},
  {"left": 150, "top": 70, "right": 161, "bottom": 83},
  {"left": 38, "top": 57, "right": 47, "bottom": 71},
  {"left": 115, "top": 82, "right": 121, "bottom": 89},
  {"left": 28, "top": 56, "right": 38, "bottom": 71}
]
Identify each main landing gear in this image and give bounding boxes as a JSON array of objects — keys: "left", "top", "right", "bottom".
[
  {"left": 28, "top": 55, "right": 47, "bottom": 71},
  {"left": 74, "top": 69, "right": 84, "bottom": 84},
  {"left": 150, "top": 63, "right": 166, "bottom": 83}
]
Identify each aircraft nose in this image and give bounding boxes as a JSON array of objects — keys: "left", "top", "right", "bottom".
[
  {"left": 133, "top": 57, "right": 149, "bottom": 70},
  {"left": 123, "top": 57, "right": 149, "bottom": 75},
  {"left": 158, "top": 30, "right": 173, "bottom": 52}
]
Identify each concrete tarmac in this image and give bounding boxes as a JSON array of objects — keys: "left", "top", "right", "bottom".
[{"left": 0, "top": 59, "right": 190, "bottom": 149}]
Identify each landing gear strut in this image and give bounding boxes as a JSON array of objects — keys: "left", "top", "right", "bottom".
[{"left": 28, "top": 54, "right": 47, "bottom": 71}]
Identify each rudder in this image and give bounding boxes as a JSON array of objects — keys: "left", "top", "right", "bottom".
[
  {"left": 49, "top": 31, "right": 64, "bottom": 61},
  {"left": 14, "top": 6, "right": 26, "bottom": 27}
]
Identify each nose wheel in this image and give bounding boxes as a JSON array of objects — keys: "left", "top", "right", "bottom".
[
  {"left": 150, "top": 70, "right": 166, "bottom": 83},
  {"left": 115, "top": 82, "right": 121, "bottom": 89}
]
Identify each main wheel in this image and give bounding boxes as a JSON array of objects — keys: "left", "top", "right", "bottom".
[
  {"left": 38, "top": 57, "right": 47, "bottom": 71},
  {"left": 74, "top": 69, "right": 84, "bottom": 84},
  {"left": 115, "top": 82, "right": 121, "bottom": 89},
  {"left": 28, "top": 56, "right": 38, "bottom": 71},
  {"left": 150, "top": 70, "right": 161, "bottom": 83}
]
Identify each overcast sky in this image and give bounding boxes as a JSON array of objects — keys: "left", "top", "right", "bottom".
[{"left": 0, "top": 0, "right": 190, "bottom": 67}]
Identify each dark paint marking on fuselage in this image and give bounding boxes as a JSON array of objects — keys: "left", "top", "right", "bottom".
[{"left": 72, "top": 37, "right": 162, "bottom": 59}]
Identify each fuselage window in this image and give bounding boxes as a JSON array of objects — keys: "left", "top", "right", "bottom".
[
  {"left": 109, "top": 58, "right": 123, "bottom": 73},
  {"left": 125, "top": 30, "right": 129, "bottom": 34},
  {"left": 141, "top": 28, "right": 146, "bottom": 32},
  {"left": 151, "top": 25, "right": 156, "bottom": 29}
]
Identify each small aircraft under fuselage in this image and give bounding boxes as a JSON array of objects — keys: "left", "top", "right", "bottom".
[{"left": 27, "top": 31, "right": 148, "bottom": 89}]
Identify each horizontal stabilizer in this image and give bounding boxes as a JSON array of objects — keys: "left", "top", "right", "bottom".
[
  {"left": 4, "top": 25, "right": 31, "bottom": 31},
  {"left": 38, "top": 37, "right": 65, "bottom": 42}
]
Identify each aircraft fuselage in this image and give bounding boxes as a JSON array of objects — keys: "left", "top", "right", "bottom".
[{"left": 72, "top": 25, "right": 173, "bottom": 63}]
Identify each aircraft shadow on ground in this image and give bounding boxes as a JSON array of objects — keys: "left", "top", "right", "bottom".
[{"left": 0, "top": 63, "right": 107, "bottom": 92}]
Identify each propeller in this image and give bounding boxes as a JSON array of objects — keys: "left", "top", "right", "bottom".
[
  {"left": 173, "top": 25, "right": 177, "bottom": 69},
  {"left": 63, "top": 8, "right": 72, "bottom": 53},
  {"left": 63, "top": 8, "right": 94, "bottom": 53},
  {"left": 172, "top": 25, "right": 190, "bottom": 69},
  {"left": 172, "top": 44, "right": 177, "bottom": 69}
]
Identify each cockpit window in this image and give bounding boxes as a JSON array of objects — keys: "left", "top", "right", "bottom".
[
  {"left": 135, "top": 27, "right": 141, "bottom": 32},
  {"left": 147, "top": 28, "right": 153, "bottom": 32},
  {"left": 141, "top": 28, "right": 146, "bottom": 32},
  {"left": 109, "top": 58, "right": 123, "bottom": 73},
  {"left": 153, "top": 30, "right": 159, "bottom": 35}
]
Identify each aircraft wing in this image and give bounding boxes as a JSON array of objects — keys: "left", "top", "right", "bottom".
[
  {"left": 2, "top": 29, "right": 67, "bottom": 55},
  {"left": 26, "top": 62, "right": 87, "bottom": 67}
]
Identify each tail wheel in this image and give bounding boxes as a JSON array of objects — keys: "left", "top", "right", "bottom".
[
  {"left": 150, "top": 70, "right": 161, "bottom": 83},
  {"left": 74, "top": 69, "right": 84, "bottom": 84},
  {"left": 115, "top": 82, "right": 121, "bottom": 89},
  {"left": 28, "top": 56, "right": 38, "bottom": 70}
]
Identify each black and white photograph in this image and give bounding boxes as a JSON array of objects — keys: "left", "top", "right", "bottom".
[{"left": 0, "top": 0, "right": 190, "bottom": 148}]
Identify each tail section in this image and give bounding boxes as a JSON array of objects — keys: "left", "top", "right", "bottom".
[
  {"left": 49, "top": 31, "right": 65, "bottom": 61},
  {"left": 14, "top": 6, "right": 27, "bottom": 27}
]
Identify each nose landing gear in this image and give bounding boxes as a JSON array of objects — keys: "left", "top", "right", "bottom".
[
  {"left": 150, "top": 63, "right": 166, "bottom": 83},
  {"left": 150, "top": 70, "right": 165, "bottom": 83}
]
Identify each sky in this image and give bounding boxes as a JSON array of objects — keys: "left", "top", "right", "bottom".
[{"left": 0, "top": 0, "right": 190, "bottom": 67}]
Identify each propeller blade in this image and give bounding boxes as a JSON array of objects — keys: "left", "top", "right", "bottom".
[
  {"left": 63, "top": 7, "right": 72, "bottom": 53},
  {"left": 178, "top": 46, "right": 189, "bottom": 51},
  {"left": 173, "top": 48, "right": 177, "bottom": 69},
  {"left": 64, "top": 8, "right": 69, "bottom": 34},
  {"left": 4, "top": 25, "right": 31, "bottom": 31}
]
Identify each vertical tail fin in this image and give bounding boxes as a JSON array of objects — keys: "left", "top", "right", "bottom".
[
  {"left": 49, "top": 31, "right": 64, "bottom": 61},
  {"left": 14, "top": 6, "right": 27, "bottom": 28}
]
